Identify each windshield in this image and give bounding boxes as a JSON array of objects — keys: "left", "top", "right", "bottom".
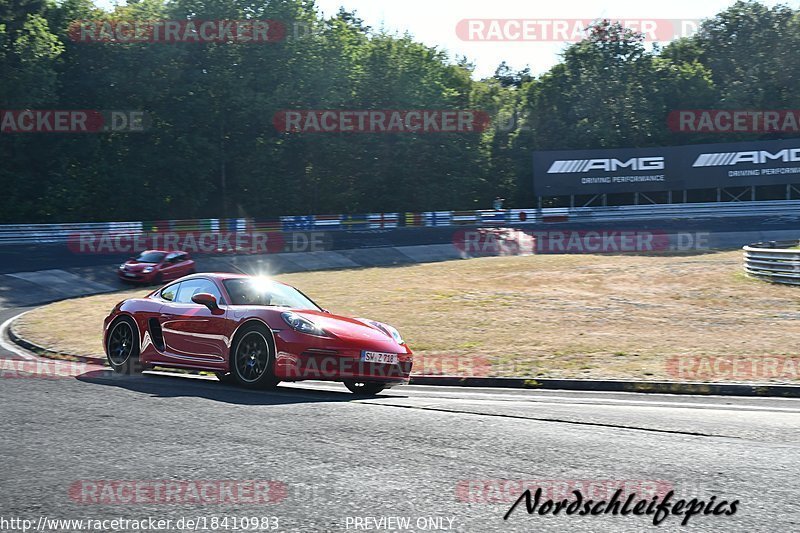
[
  {"left": 134, "top": 252, "right": 166, "bottom": 263},
  {"left": 223, "top": 279, "right": 321, "bottom": 310}
]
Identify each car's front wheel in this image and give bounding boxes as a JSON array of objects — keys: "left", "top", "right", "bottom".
[
  {"left": 214, "top": 371, "right": 237, "bottom": 385},
  {"left": 344, "top": 380, "right": 387, "bottom": 396},
  {"left": 106, "top": 317, "right": 142, "bottom": 374},
  {"left": 231, "top": 325, "right": 280, "bottom": 389}
]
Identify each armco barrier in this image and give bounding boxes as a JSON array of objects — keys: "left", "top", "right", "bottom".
[
  {"left": 3, "top": 199, "right": 800, "bottom": 245},
  {"left": 743, "top": 240, "right": 800, "bottom": 285},
  {"left": 559, "top": 199, "right": 800, "bottom": 222}
]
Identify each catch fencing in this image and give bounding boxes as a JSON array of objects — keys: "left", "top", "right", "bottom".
[{"left": 2, "top": 199, "right": 800, "bottom": 246}]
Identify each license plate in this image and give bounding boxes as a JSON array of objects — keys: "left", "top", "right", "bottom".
[
  {"left": 124, "top": 273, "right": 136, "bottom": 278},
  {"left": 361, "top": 351, "right": 398, "bottom": 364}
]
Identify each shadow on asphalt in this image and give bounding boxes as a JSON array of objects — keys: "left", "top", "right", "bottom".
[{"left": 75, "top": 370, "right": 405, "bottom": 405}]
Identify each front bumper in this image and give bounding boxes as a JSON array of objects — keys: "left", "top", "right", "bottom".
[
  {"left": 273, "top": 330, "right": 413, "bottom": 383},
  {"left": 118, "top": 270, "right": 158, "bottom": 283}
]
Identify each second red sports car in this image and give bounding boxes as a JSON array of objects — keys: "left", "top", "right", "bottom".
[
  {"left": 118, "top": 250, "right": 196, "bottom": 284},
  {"left": 103, "top": 273, "right": 412, "bottom": 394}
]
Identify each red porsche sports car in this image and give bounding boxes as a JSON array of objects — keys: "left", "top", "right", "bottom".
[
  {"left": 118, "top": 250, "right": 196, "bottom": 284},
  {"left": 103, "top": 273, "right": 412, "bottom": 394}
]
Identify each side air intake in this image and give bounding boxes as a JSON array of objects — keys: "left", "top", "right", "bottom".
[{"left": 148, "top": 318, "right": 165, "bottom": 351}]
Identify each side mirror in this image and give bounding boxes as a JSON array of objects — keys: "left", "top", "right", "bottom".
[{"left": 192, "top": 293, "right": 221, "bottom": 313}]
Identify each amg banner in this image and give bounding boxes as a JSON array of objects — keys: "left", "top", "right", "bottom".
[{"left": 533, "top": 138, "right": 800, "bottom": 195}]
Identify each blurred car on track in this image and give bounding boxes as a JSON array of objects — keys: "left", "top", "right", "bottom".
[
  {"left": 117, "top": 250, "right": 195, "bottom": 284},
  {"left": 103, "top": 273, "right": 412, "bottom": 395}
]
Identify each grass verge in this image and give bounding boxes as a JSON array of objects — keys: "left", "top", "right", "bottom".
[{"left": 12, "top": 251, "right": 800, "bottom": 381}]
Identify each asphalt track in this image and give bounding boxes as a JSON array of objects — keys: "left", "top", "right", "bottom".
[
  {"left": 1, "top": 217, "right": 799, "bottom": 532},
  {"left": 1, "top": 312, "right": 799, "bottom": 532}
]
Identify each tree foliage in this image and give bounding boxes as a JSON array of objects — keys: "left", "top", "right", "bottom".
[{"left": 0, "top": 0, "right": 796, "bottom": 222}]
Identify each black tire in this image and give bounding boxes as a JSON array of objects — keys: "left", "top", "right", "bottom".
[
  {"left": 214, "top": 372, "right": 237, "bottom": 385},
  {"left": 344, "top": 380, "right": 387, "bottom": 396},
  {"left": 230, "top": 324, "right": 280, "bottom": 389},
  {"left": 106, "top": 316, "right": 142, "bottom": 374}
]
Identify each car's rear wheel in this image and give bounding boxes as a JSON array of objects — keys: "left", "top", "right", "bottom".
[
  {"left": 344, "top": 380, "right": 387, "bottom": 396},
  {"left": 106, "top": 317, "right": 142, "bottom": 374},
  {"left": 231, "top": 325, "right": 280, "bottom": 389}
]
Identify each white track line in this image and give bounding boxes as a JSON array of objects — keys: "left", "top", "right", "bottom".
[
  {"left": 282, "top": 381, "right": 800, "bottom": 412},
  {"left": 0, "top": 311, "right": 37, "bottom": 360}
]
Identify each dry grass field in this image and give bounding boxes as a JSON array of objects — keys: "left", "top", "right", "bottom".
[{"left": 13, "top": 251, "right": 800, "bottom": 381}]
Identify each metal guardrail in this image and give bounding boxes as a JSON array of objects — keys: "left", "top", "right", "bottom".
[
  {"left": 562, "top": 200, "right": 800, "bottom": 222},
  {"left": 2, "top": 199, "right": 800, "bottom": 246},
  {"left": 0, "top": 221, "right": 144, "bottom": 245},
  {"left": 743, "top": 240, "right": 800, "bottom": 285}
]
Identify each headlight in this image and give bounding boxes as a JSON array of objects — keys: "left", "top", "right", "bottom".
[
  {"left": 281, "top": 311, "right": 326, "bottom": 336},
  {"left": 380, "top": 323, "right": 404, "bottom": 345},
  {"left": 358, "top": 319, "right": 405, "bottom": 345},
  {"left": 143, "top": 267, "right": 154, "bottom": 273}
]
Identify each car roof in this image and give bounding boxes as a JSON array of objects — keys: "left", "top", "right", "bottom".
[
  {"left": 136, "top": 249, "right": 191, "bottom": 257},
  {"left": 179, "top": 272, "right": 290, "bottom": 285}
]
